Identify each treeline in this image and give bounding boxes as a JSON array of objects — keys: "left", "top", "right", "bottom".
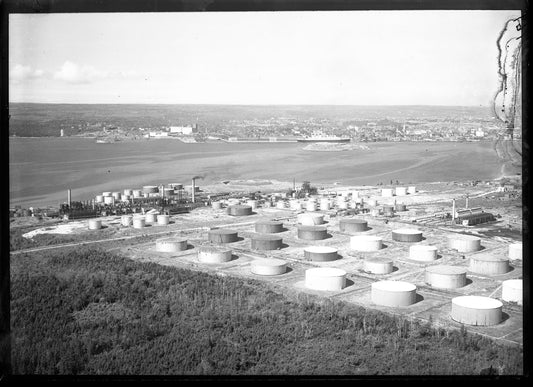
[{"left": 11, "top": 247, "right": 523, "bottom": 375}]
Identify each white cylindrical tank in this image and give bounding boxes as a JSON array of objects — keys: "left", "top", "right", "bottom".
[
  {"left": 197, "top": 246, "right": 232, "bottom": 263},
  {"left": 371, "top": 281, "right": 417, "bottom": 307},
  {"left": 276, "top": 201, "right": 286, "bottom": 209},
  {"left": 407, "top": 186, "right": 416, "bottom": 194},
  {"left": 395, "top": 187, "right": 407, "bottom": 196},
  {"left": 425, "top": 265, "right": 467, "bottom": 289},
  {"left": 392, "top": 228, "right": 423, "bottom": 242},
  {"left": 367, "top": 198, "right": 377, "bottom": 207},
  {"left": 121, "top": 215, "right": 133, "bottom": 227},
  {"left": 133, "top": 217, "right": 145, "bottom": 229},
  {"left": 350, "top": 235, "right": 383, "bottom": 251},
  {"left": 251, "top": 258, "right": 287, "bottom": 276},
  {"left": 306, "top": 201, "right": 317, "bottom": 211},
  {"left": 304, "top": 246, "right": 338, "bottom": 262},
  {"left": 469, "top": 256, "right": 510, "bottom": 275},
  {"left": 156, "top": 238, "right": 188, "bottom": 253},
  {"left": 409, "top": 245, "right": 438, "bottom": 261},
  {"left": 95, "top": 195, "right": 104, "bottom": 203},
  {"left": 320, "top": 198, "right": 331, "bottom": 210},
  {"left": 157, "top": 214, "right": 170, "bottom": 225},
  {"left": 364, "top": 258, "right": 393, "bottom": 274},
  {"left": 501, "top": 279, "right": 522, "bottom": 305},
  {"left": 447, "top": 234, "right": 481, "bottom": 253},
  {"left": 132, "top": 190, "right": 143, "bottom": 198},
  {"left": 211, "top": 201, "right": 222, "bottom": 210},
  {"left": 382, "top": 188, "right": 394, "bottom": 197},
  {"left": 246, "top": 200, "right": 258, "bottom": 210},
  {"left": 290, "top": 200, "right": 302, "bottom": 210},
  {"left": 104, "top": 196, "right": 114, "bottom": 205},
  {"left": 121, "top": 195, "right": 131, "bottom": 202},
  {"left": 338, "top": 201, "right": 348, "bottom": 210},
  {"left": 305, "top": 268, "right": 347, "bottom": 291},
  {"left": 508, "top": 242, "right": 522, "bottom": 260},
  {"left": 123, "top": 189, "right": 133, "bottom": 196},
  {"left": 297, "top": 213, "right": 325, "bottom": 226},
  {"left": 145, "top": 213, "right": 157, "bottom": 224},
  {"left": 112, "top": 192, "right": 121, "bottom": 200},
  {"left": 88, "top": 219, "right": 102, "bottom": 230},
  {"left": 451, "top": 296, "right": 503, "bottom": 326},
  {"left": 102, "top": 191, "right": 112, "bottom": 197},
  {"left": 336, "top": 196, "right": 346, "bottom": 206},
  {"left": 351, "top": 191, "right": 359, "bottom": 198}
]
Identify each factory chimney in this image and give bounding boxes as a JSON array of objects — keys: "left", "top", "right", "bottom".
[
  {"left": 465, "top": 195, "right": 469, "bottom": 209},
  {"left": 192, "top": 178, "right": 196, "bottom": 203},
  {"left": 452, "top": 199, "right": 456, "bottom": 221},
  {"left": 67, "top": 189, "right": 71, "bottom": 207}
]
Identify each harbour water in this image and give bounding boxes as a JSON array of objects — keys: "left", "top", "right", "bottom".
[{"left": 9, "top": 137, "right": 503, "bottom": 207}]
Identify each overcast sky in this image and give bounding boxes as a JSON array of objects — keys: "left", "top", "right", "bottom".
[{"left": 9, "top": 10, "right": 521, "bottom": 105}]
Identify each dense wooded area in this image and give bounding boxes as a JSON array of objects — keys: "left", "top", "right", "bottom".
[{"left": 10, "top": 247, "right": 522, "bottom": 375}]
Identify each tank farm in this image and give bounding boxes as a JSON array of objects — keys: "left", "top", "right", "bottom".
[{"left": 57, "top": 183, "right": 522, "bottom": 345}]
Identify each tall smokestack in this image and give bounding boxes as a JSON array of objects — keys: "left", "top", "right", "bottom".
[
  {"left": 192, "top": 178, "right": 195, "bottom": 203},
  {"left": 452, "top": 199, "right": 456, "bottom": 221},
  {"left": 465, "top": 196, "right": 469, "bottom": 209},
  {"left": 67, "top": 189, "right": 71, "bottom": 207}
]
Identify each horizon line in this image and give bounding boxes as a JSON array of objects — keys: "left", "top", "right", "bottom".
[{"left": 8, "top": 102, "right": 492, "bottom": 108}]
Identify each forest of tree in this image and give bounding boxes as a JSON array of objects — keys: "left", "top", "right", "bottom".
[{"left": 10, "top": 247, "right": 523, "bottom": 375}]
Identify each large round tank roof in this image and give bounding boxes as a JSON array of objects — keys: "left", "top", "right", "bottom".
[
  {"left": 470, "top": 255, "right": 508, "bottom": 262},
  {"left": 351, "top": 235, "right": 382, "bottom": 242},
  {"left": 448, "top": 234, "right": 481, "bottom": 241},
  {"left": 425, "top": 265, "right": 467, "bottom": 275},
  {"left": 372, "top": 280, "right": 416, "bottom": 292},
  {"left": 198, "top": 245, "right": 232, "bottom": 254},
  {"left": 250, "top": 233, "right": 282, "bottom": 241},
  {"left": 306, "top": 267, "right": 346, "bottom": 277},
  {"left": 255, "top": 220, "right": 283, "bottom": 226},
  {"left": 304, "top": 246, "right": 337, "bottom": 254},
  {"left": 297, "top": 225, "right": 327, "bottom": 231},
  {"left": 452, "top": 296, "right": 503, "bottom": 309},
  {"left": 393, "top": 228, "right": 422, "bottom": 235},
  {"left": 410, "top": 245, "right": 437, "bottom": 252}
]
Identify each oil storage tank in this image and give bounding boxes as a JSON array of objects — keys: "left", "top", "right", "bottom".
[
  {"left": 469, "top": 255, "right": 510, "bottom": 275},
  {"left": 133, "top": 216, "right": 145, "bottom": 229},
  {"left": 297, "top": 225, "right": 328, "bottom": 240},
  {"left": 447, "top": 234, "right": 481, "bottom": 253},
  {"left": 451, "top": 296, "right": 503, "bottom": 326},
  {"left": 297, "top": 213, "right": 325, "bottom": 226},
  {"left": 197, "top": 246, "right": 232, "bottom": 263},
  {"left": 407, "top": 186, "right": 416, "bottom": 194},
  {"left": 104, "top": 196, "right": 114, "bottom": 205},
  {"left": 157, "top": 214, "right": 170, "bottom": 225},
  {"left": 320, "top": 198, "right": 331, "bottom": 210},
  {"left": 425, "top": 265, "right": 467, "bottom": 289},
  {"left": 395, "top": 187, "right": 407, "bottom": 196},
  {"left": 305, "top": 268, "right": 347, "bottom": 291},
  {"left": 364, "top": 258, "right": 393, "bottom": 274},
  {"left": 251, "top": 258, "right": 287, "bottom": 275},
  {"left": 121, "top": 215, "right": 133, "bottom": 227},
  {"left": 251, "top": 233, "right": 283, "bottom": 250},
  {"left": 382, "top": 188, "right": 394, "bottom": 197},
  {"left": 255, "top": 220, "right": 284, "bottom": 233},
  {"left": 502, "top": 279, "right": 522, "bottom": 305},
  {"left": 395, "top": 203, "right": 407, "bottom": 212},
  {"left": 156, "top": 237, "right": 188, "bottom": 253},
  {"left": 339, "top": 218, "right": 368, "bottom": 233},
  {"left": 382, "top": 205, "right": 395, "bottom": 217},
  {"left": 211, "top": 201, "right": 222, "bottom": 210},
  {"left": 227, "top": 205, "right": 253, "bottom": 216},
  {"left": 304, "top": 246, "right": 338, "bottom": 262},
  {"left": 112, "top": 192, "right": 121, "bottom": 200},
  {"left": 350, "top": 235, "right": 383, "bottom": 251},
  {"left": 508, "top": 242, "right": 522, "bottom": 260},
  {"left": 145, "top": 213, "right": 157, "bottom": 224},
  {"left": 88, "top": 219, "right": 102, "bottom": 230},
  {"left": 208, "top": 229, "right": 239, "bottom": 243},
  {"left": 123, "top": 189, "right": 133, "bottom": 196},
  {"left": 392, "top": 228, "right": 423, "bottom": 242},
  {"left": 95, "top": 195, "right": 104, "bottom": 203},
  {"left": 371, "top": 281, "right": 417, "bottom": 307},
  {"left": 409, "top": 245, "right": 438, "bottom": 261}
]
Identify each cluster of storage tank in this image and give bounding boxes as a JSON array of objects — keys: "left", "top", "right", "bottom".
[{"left": 94, "top": 184, "right": 184, "bottom": 204}]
